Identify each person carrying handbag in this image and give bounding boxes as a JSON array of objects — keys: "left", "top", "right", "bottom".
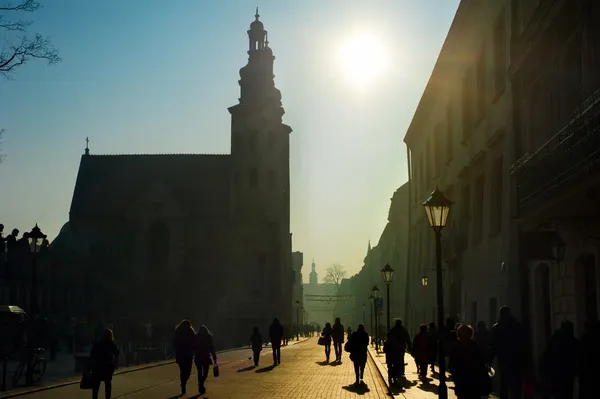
[
  {"left": 193, "top": 325, "right": 218, "bottom": 396},
  {"left": 88, "top": 328, "right": 119, "bottom": 399}
]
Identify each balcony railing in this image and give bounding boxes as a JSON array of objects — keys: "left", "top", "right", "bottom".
[{"left": 511, "top": 89, "right": 600, "bottom": 213}]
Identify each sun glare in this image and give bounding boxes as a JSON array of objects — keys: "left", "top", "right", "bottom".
[{"left": 337, "top": 34, "right": 388, "bottom": 88}]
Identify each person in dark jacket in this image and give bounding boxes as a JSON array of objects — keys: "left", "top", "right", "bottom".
[
  {"left": 193, "top": 325, "right": 217, "bottom": 395},
  {"left": 427, "top": 322, "right": 438, "bottom": 375},
  {"left": 389, "top": 319, "right": 411, "bottom": 377},
  {"left": 321, "top": 322, "right": 333, "bottom": 362},
  {"left": 348, "top": 323, "right": 370, "bottom": 385},
  {"left": 543, "top": 320, "right": 579, "bottom": 399},
  {"left": 449, "top": 324, "right": 489, "bottom": 399},
  {"left": 88, "top": 328, "right": 119, "bottom": 399},
  {"left": 383, "top": 331, "right": 399, "bottom": 385},
  {"left": 173, "top": 319, "right": 195, "bottom": 395},
  {"left": 579, "top": 320, "right": 600, "bottom": 399},
  {"left": 332, "top": 317, "right": 345, "bottom": 362},
  {"left": 491, "top": 307, "right": 527, "bottom": 399},
  {"left": 412, "top": 325, "right": 429, "bottom": 379},
  {"left": 249, "top": 326, "right": 263, "bottom": 367},
  {"left": 269, "top": 318, "right": 284, "bottom": 366}
]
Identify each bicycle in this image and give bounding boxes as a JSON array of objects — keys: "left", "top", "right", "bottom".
[{"left": 12, "top": 348, "right": 47, "bottom": 387}]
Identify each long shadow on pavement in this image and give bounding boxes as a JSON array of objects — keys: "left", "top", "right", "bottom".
[
  {"left": 417, "top": 379, "right": 439, "bottom": 394},
  {"left": 315, "top": 361, "right": 330, "bottom": 366},
  {"left": 237, "top": 365, "right": 256, "bottom": 373},
  {"left": 389, "top": 378, "right": 418, "bottom": 395},
  {"left": 342, "top": 382, "right": 370, "bottom": 395},
  {"left": 329, "top": 361, "right": 343, "bottom": 367},
  {"left": 255, "top": 365, "right": 276, "bottom": 373}
]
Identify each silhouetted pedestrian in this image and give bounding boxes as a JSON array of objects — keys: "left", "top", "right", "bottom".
[
  {"left": 88, "top": 328, "right": 119, "bottom": 399},
  {"left": 249, "top": 326, "right": 263, "bottom": 367},
  {"left": 491, "top": 306, "right": 528, "bottom": 399},
  {"left": 412, "top": 325, "right": 429, "bottom": 379},
  {"left": 389, "top": 319, "right": 411, "bottom": 377},
  {"left": 321, "top": 322, "right": 333, "bottom": 362},
  {"left": 449, "top": 324, "right": 490, "bottom": 399},
  {"left": 579, "top": 320, "right": 600, "bottom": 399},
  {"left": 427, "top": 322, "right": 438, "bottom": 375},
  {"left": 332, "top": 317, "right": 344, "bottom": 362},
  {"left": 542, "top": 320, "right": 578, "bottom": 399},
  {"left": 473, "top": 321, "right": 492, "bottom": 365},
  {"left": 346, "top": 326, "right": 352, "bottom": 338},
  {"left": 383, "top": 331, "right": 400, "bottom": 385},
  {"left": 348, "top": 323, "right": 369, "bottom": 385},
  {"left": 173, "top": 320, "right": 195, "bottom": 396},
  {"left": 193, "top": 325, "right": 217, "bottom": 395},
  {"left": 269, "top": 318, "right": 283, "bottom": 366}
]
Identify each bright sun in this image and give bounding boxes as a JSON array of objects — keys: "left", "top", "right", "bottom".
[{"left": 337, "top": 34, "right": 388, "bottom": 88}]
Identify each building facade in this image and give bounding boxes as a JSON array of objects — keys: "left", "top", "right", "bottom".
[{"left": 48, "top": 12, "right": 295, "bottom": 348}]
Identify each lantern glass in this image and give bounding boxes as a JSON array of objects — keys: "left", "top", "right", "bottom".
[
  {"left": 371, "top": 285, "right": 380, "bottom": 298},
  {"left": 421, "top": 189, "right": 453, "bottom": 229},
  {"left": 421, "top": 276, "right": 428, "bottom": 286},
  {"left": 551, "top": 236, "right": 566, "bottom": 262},
  {"left": 28, "top": 224, "right": 46, "bottom": 253},
  {"left": 381, "top": 263, "right": 395, "bottom": 284}
]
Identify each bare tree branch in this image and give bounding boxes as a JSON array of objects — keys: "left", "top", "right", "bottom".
[
  {"left": 0, "top": 0, "right": 41, "bottom": 12},
  {"left": 0, "top": 0, "right": 59, "bottom": 78},
  {"left": 323, "top": 263, "right": 346, "bottom": 289}
]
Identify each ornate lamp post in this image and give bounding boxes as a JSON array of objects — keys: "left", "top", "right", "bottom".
[
  {"left": 368, "top": 294, "right": 374, "bottom": 342},
  {"left": 26, "top": 224, "right": 46, "bottom": 384},
  {"left": 381, "top": 263, "right": 395, "bottom": 332},
  {"left": 295, "top": 300, "right": 300, "bottom": 341},
  {"left": 371, "top": 285, "right": 380, "bottom": 351},
  {"left": 421, "top": 276, "right": 428, "bottom": 286},
  {"left": 421, "top": 188, "right": 453, "bottom": 399}
]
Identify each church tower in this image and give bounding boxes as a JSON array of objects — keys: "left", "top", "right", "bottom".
[
  {"left": 309, "top": 259, "right": 318, "bottom": 287},
  {"left": 227, "top": 10, "right": 293, "bottom": 334}
]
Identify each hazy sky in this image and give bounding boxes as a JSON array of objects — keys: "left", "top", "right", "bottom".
[{"left": 0, "top": 0, "right": 459, "bottom": 281}]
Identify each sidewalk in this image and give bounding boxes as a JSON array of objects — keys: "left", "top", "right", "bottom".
[{"left": 367, "top": 345, "right": 501, "bottom": 399}]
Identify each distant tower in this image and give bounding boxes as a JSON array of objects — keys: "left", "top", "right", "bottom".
[{"left": 309, "top": 259, "right": 318, "bottom": 287}]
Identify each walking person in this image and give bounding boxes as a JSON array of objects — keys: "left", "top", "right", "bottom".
[
  {"left": 173, "top": 320, "right": 195, "bottom": 396},
  {"left": 347, "top": 323, "right": 370, "bottom": 385},
  {"left": 542, "top": 320, "right": 579, "bottom": 399},
  {"left": 449, "top": 324, "right": 491, "bottom": 399},
  {"left": 249, "top": 326, "right": 263, "bottom": 367},
  {"left": 383, "top": 331, "right": 399, "bottom": 385},
  {"left": 88, "top": 328, "right": 119, "bottom": 399},
  {"left": 389, "top": 319, "right": 411, "bottom": 377},
  {"left": 579, "top": 320, "right": 600, "bottom": 399},
  {"left": 321, "top": 322, "right": 333, "bottom": 362},
  {"left": 332, "top": 317, "right": 345, "bottom": 362},
  {"left": 346, "top": 326, "right": 352, "bottom": 339},
  {"left": 427, "top": 322, "right": 438, "bottom": 376},
  {"left": 412, "top": 325, "right": 429, "bottom": 379},
  {"left": 269, "top": 318, "right": 284, "bottom": 366},
  {"left": 193, "top": 325, "right": 218, "bottom": 395}
]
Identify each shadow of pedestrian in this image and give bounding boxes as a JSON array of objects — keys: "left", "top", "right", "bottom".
[
  {"left": 329, "top": 361, "right": 343, "bottom": 367},
  {"left": 315, "top": 361, "right": 330, "bottom": 366},
  {"left": 417, "top": 379, "right": 439, "bottom": 394},
  {"left": 342, "top": 382, "right": 370, "bottom": 395},
  {"left": 237, "top": 365, "right": 256, "bottom": 373},
  {"left": 255, "top": 365, "right": 276, "bottom": 373}
]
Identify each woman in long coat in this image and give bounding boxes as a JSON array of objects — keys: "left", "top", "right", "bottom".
[
  {"left": 88, "top": 328, "right": 119, "bottom": 399},
  {"left": 193, "top": 325, "right": 218, "bottom": 395},
  {"left": 321, "top": 322, "right": 333, "bottom": 362},
  {"left": 173, "top": 320, "right": 195, "bottom": 395},
  {"left": 348, "top": 324, "right": 370, "bottom": 385}
]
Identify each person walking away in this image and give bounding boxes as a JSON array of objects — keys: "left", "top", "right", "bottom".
[
  {"left": 348, "top": 323, "right": 370, "bottom": 385},
  {"left": 579, "top": 320, "right": 600, "bottom": 399},
  {"left": 347, "top": 326, "right": 352, "bottom": 339},
  {"left": 88, "top": 328, "right": 119, "bottom": 399},
  {"left": 427, "top": 322, "right": 438, "bottom": 376},
  {"left": 412, "top": 325, "right": 429, "bottom": 379},
  {"left": 473, "top": 321, "right": 492, "bottom": 365},
  {"left": 332, "top": 317, "right": 345, "bottom": 362},
  {"left": 389, "top": 319, "right": 411, "bottom": 377},
  {"left": 173, "top": 320, "right": 195, "bottom": 396},
  {"left": 321, "top": 322, "right": 333, "bottom": 362},
  {"left": 193, "top": 325, "right": 217, "bottom": 395},
  {"left": 491, "top": 306, "right": 528, "bottom": 399},
  {"left": 383, "top": 331, "right": 400, "bottom": 385},
  {"left": 449, "top": 324, "right": 490, "bottom": 399},
  {"left": 249, "top": 326, "right": 263, "bottom": 367},
  {"left": 269, "top": 318, "right": 284, "bottom": 366},
  {"left": 542, "top": 320, "right": 578, "bottom": 399}
]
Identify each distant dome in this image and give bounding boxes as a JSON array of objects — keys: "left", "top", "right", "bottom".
[{"left": 250, "top": 19, "right": 264, "bottom": 31}]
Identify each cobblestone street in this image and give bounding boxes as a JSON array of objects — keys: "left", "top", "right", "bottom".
[{"left": 5, "top": 338, "right": 390, "bottom": 398}]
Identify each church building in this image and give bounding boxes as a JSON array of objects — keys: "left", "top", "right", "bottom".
[{"left": 52, "top": 11, "right": 294, "bottom": 347}]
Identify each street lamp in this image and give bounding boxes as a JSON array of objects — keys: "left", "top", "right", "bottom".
[
  {"left": 362, "top": 303, "right": 366, "bottom": 325},
  {"left": 421, "top": 188, "right": 453, "bottom": 399},
  {"left": 371, "top": 285, "right": 380, "bottom": 351},
  {"left": 295, "top": 300, "right": 300, "bottom": 341},
  {"left": 26, "top": 224, "right": 46, "bottom": 385},
  {"left": 381, "top": 263, "right": 395, "bottom": 332},
  {"left": 421, "top": 276, "right": 428, "bottom": 286},
  {"left": 367, "top": 294, "right": 374, "bottom": 342}
]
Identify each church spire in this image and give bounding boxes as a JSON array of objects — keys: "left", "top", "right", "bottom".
[{"left": 84, "top": 137, "right": 90, "bottom": 155}]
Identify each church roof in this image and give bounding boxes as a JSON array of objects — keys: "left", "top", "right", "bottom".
[{"left": 69, "top": 154, "right": 231, "bottom": 220}]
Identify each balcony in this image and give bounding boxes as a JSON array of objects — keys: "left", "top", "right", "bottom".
[{"left": 511, "top": 89, "right": 600, "bottom": 214}]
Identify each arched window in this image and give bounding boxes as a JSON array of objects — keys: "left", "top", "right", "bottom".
[{"left": 147, "top": 221, "right": 170, "bottom": 269}]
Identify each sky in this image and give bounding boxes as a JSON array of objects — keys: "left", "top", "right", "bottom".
[{"left": 0, "top": 0, "right": 459, "bottom": 281}]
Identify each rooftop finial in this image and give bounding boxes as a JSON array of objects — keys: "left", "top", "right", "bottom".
[
  {"left": 85, "top": 137, "right": 90, "bottom": 155},
  {"left": 255, "top": 6, "right": 259, "bottom": 20}
]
